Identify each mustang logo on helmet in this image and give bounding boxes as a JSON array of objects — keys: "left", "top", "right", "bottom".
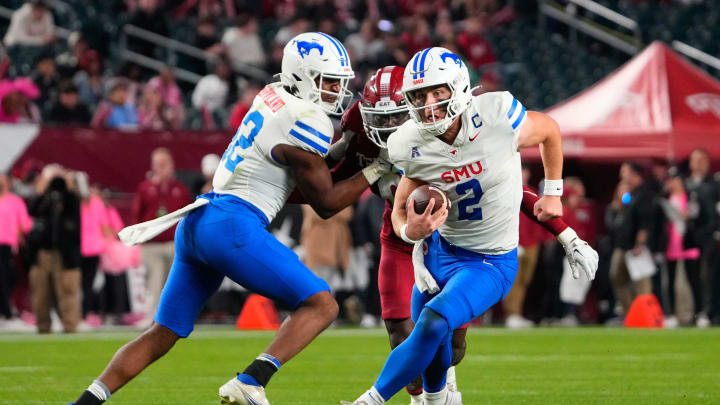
[
  {"left": 440, "top": 52, "right": 462, "bottom": 67},
  {"left": 296, "top": 40, "right": 324, "bottom": 58}
]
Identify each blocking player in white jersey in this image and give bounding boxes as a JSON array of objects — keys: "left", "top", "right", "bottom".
[
  {"left": 344, "top": 47, "right": 597, "bottom": 405},
  {"left": 70, "top": 33, "right": 392, "bottom": 405}
]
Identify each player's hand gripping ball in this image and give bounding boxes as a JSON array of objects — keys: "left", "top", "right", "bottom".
[{"left": 408, "top": 185, "right": 451, "bottom": 214}]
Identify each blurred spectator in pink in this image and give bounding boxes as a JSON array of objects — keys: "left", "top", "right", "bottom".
[
  {"left": 74, "top": 50, "right": 106, "bottom": 108},
  {"left": 138, "top": 81, "right": 184, "bottom": 130},
  {"left": 99, "top": 190, "right": 137, "bottom": 325},
  {"left": 3, "top": 0, "right": 55, "bottom": 48},
  {"left": 46, "top": 81, "right": 92, "bottom": 125},
  {"left": 0, "top": 172, "right": 33, "bottom": 329},
  {"left": 132, "top": 148, "right": 190, "bottom": 327},
  {"left": 662, "top": 168, "right": 702, "bottom": 327},
  {"left": 0, "top": 78, "right": 40, "bottom": 123},
  {"left": 228, "top": 82, "right": 262, "bottom": 130},
  {"left": 192, "top": 59, "right": 231, "bottom": 128},
  {"left": 78, "top": 179, "right": 113, "bottom": 328},
  {"left": 147, "top": 68, "right": 182, "bottom": 108},
  {"left": 401, "top": 16, "right": 433, "bottom": 56},
  {"left": 91, "top": 80, "right": 139, "bottom": 130},
  {"left": 457, "top": 17, "right": 497, "bottom": 71},
  {"left": 222, "top": 14, "right": 266, "bottom": 70}
]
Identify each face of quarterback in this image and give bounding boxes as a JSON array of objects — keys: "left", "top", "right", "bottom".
[{"left": 407, "top": 85, "right": 452, "bottom": 123}]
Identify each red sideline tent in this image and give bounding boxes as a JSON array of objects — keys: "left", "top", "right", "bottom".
[{"left": 521, "top": 41, "right": 720, "bottom": 162}]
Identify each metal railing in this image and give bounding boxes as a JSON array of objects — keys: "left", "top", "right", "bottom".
[
  {"left": 120, "top": 24, "right": 271, "bottom": 85},
  {"left": 539, "top": 0, "right": 642, "bottom": 55},
  {"left": 672, "top": 40, "right": 720, "bottom": 72}
]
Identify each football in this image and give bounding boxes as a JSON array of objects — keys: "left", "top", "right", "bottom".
[{"left": 408, "top": 185, "right": 450, "bottom": 214}]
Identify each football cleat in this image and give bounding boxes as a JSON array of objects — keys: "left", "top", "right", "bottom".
[
  {"left": 340, "top": 387, "right": 385, "bottom": 405},
  {"left": 219, "top": 377, "right": 270, "bottom": 405},
  {"left": 424, "top": 387, "right": 462, "bottom": 405}
]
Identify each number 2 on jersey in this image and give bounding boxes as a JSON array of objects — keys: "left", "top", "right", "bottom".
[
  {"left": 456, "top": 179, "right": 483, "bottom": 220},
  {"left": 222, "top": 110, "right": 264, "bottom": 172}
]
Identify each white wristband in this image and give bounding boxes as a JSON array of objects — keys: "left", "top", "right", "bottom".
[
  {"left": 400, "top": 224, "right": 421, "bottom": 244},
  {"left": 543, "top": 179, "right": 563, "bottom": 196}
]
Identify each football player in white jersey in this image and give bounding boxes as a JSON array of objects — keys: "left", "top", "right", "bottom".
[
  {"left": 70, "top": 33, "right": 391, "bottom": 405},
  {"left": 344, "top": 47, "right": 596, "bottom": 405}
]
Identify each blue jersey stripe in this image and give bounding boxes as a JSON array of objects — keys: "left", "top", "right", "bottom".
[
  {"left": 418, "top": 48, "right": 432, "bottom": 78},
  {"left": 316, "top": 32, "right": 346, "bottom": 66},
  {"left": 507, "top": 98, "right": 518, "bottom": 119},
  {"left": 294, "top": 121, "right": 331, "bottom": 143},
  {"left": 511, "top": 106, "right": 526, "bottom": 130},
  {"left": 290, "top": 129, "right": 329, "bottom": 154}
]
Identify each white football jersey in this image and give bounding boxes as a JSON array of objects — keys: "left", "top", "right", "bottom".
[
  {"left": 213, "top": 82, "right": 334, "bottom": 222},
  {"left": 387, "top": 91, "right": 527, "bottom": 254}
]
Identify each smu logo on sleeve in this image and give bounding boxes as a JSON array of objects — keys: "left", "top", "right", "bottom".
[{"left": 441, "top": 161, "right": 483, "bottom": 183}]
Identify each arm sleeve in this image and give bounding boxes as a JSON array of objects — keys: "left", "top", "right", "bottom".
[
  {"left": 475, "top": 91, "right": 528, "bottom": 150},
  {"left": 520, "top": 185, "right": 568, "bottom": 236},
  {"left": 386, "top": 131, "right": 408, "bottom": 177},
  {"left": 496, "top": 91, "right": 528, "bottom": 134},
  {"left": 277, "top": 110, "right": 334, "bottom": 158}
]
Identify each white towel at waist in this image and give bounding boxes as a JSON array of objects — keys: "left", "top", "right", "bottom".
[{"left": 118, "top": 198, "right": 209, "bottom": 246}]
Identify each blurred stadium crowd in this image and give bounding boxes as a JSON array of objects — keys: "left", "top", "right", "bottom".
[{"left": 1, "top": 0, "right": 719, "bottom": 332}]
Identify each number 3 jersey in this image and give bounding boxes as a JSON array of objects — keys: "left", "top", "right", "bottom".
[
  {"left": 387, "top": 91, "right": 527, "bottom": 255},
  {"left": 212, "top": 82, "right": 334, "bottom": 222}
]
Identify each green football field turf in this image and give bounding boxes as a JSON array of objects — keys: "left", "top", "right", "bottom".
[{"left": 1, "top": 327, "right": 719, "bottom": 404}]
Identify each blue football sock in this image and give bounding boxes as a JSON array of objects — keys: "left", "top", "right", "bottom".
[
  {"left": 236, "top": 373, "right": 261, "bottom": 387},
  {"left": 423, "top": 340, "right": 452, "bottom": 393},
  {"left": 374, "top": 309, "right": 451, "bottom": 400}
]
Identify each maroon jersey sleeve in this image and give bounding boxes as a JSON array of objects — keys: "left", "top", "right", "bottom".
[
  {"left": 340, "top": 99, "right": 365, "bottom": 135},
  {"left": 521, "top": 185, "right": 568, "bottom": 236},
  {"left": 333, "top": 102, "right": 381, "bottom": 185}
]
